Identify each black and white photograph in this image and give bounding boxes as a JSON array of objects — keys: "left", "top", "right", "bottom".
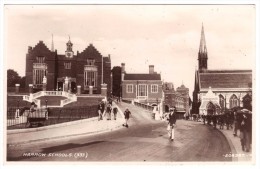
[{"left": 1, "top": 1, "right": 259, "bottom": 168}]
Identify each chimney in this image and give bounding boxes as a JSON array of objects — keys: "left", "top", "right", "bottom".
[
  {"left": 149, "top": 65, "right": 154, "bottom": 74},
  {"left": 121, "top": 63, "right": 125, "bottom": 81},
  {"left": 121, "top": 63, "right": 125, "bottom": 73}
]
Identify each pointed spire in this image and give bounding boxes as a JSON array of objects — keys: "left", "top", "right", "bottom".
[
  {"left": 51, "top": 34, "right": 54, "bottom": 52},
  {"left": 199, "top": 23, "right": 207, "bottom": 54}
]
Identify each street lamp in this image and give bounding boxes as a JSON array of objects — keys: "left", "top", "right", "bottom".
[{"left": 45, "top": 99, "right": 48, "bottom": 108}]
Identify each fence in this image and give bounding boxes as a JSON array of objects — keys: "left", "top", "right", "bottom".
[
  {"left": 7, "top": 105, "right": 98, "bottom": 130},
  {"left": 134, "top": 102, "right": 154, "bottom": 111}
]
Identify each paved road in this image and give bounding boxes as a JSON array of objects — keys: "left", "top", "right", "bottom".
[{"left": 7, "top": 102, "right": 232, "bottom": 162}]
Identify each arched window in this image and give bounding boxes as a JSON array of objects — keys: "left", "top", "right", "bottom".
[
  {"left": 219, "top": 94, "right": 225, "bottom": 109},
  {"left": 229, "top": 94, "right": 239, "bottom": 108}
]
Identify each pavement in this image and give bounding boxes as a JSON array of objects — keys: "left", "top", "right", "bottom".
[{"left": 197, "top": 120, "right": 252, "bottom": 162}]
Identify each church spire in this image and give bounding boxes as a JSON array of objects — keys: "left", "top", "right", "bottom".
[
  {"left": 198, "top": 23, "right": 208, "bottom": 71},
  {"left": 199, "top": 23, "right": 207, "bottom": 54}
]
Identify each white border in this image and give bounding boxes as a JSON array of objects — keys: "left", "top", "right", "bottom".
[{"left": 1, "top": 1, "right": 259, "bottom": 169}]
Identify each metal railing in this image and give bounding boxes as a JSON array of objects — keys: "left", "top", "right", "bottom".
[
  {"left": 134, "top": 102, "right": 154, "bottom": 111},
  {"left": 7, "top": 105, "right": 98, "bottom": 130}
]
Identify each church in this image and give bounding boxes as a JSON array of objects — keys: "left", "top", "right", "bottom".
[
  {"left": 192, "top": 25, "right": 252, "bottom": 115},
  {"left": 25, "top": 37, "right": 111, "bottom": 95}
]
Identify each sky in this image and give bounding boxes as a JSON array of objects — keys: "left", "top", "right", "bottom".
[{"left": 4, "top": 5, "right": 255, "bottom": 97}]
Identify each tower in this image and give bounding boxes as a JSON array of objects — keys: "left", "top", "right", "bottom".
[
  {"left": 65, "top": 36, "right": 74, "bottom": 58},
  {"left": 198, "top": 23, "right": 208, "bottom": 71}
]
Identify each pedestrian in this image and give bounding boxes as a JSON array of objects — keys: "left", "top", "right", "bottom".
[
  {"left": 212, "top": 114, "right": 217, "bottom": 129},
  {"left": 202, "top": 113, "right": 206, "bottom": 125},
  {"left": 218, "top": 114, "right": 224, "bottom": 130},
  {"left": 113, "top": 107, "right": 118, "bottom": 120},
  {"left": 240, "top": 113, "right": 252, "bottom": 152},
  {"left": 168, "top": 107, "right": 177, "bottom": 141},
  {"left": 106, "top": 104, "right": 112, "bottom": 120},
  {"left": 123, "top": 108, "right": 131, "bottom": 128},
  {"left": 233, "top": 111, "right": 240, "bottom": 136},
  {"left": 97, "top": 103, "right": 103, "bottom": 121}
]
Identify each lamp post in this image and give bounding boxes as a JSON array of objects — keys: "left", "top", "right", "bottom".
[{"left": 45, "top": 99, "right": 48, "bottom": 108}]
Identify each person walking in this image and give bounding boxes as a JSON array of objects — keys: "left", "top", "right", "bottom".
[
  {"left": 106, "top": 104, "right": 112, "bottom": 120},
  {"left": 123, "top": 108, "right": 131, "bottom": 128},
  {"left": 168, "top": 107, "right": 177, "bottom": 141},
  {"left": 113, "top": 107, "right": 118, "bottom": 120},
  {"left": 97, "top": 103, "right": 103, "bottom": 121}
]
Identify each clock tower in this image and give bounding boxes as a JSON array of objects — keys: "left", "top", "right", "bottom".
[{"left": 65, "top": 36, "right": 74, "bottom": 58}]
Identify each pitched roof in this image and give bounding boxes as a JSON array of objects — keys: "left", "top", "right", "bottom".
[
  {"left": 124, "top": 73, "right": 161, "bottom": 80},
  {"left": 199, "top": 70, "right": 252, "bottom": 89}
]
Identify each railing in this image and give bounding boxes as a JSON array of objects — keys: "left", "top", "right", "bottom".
[
  {"left": 44, "top": 91, "right": 63, "bottom": 96},
  {"left": 31, "top": 91, "right": 43, "bottom": 99},
  {"left": 32, "top": 98, "right": 41, "bottom": 107},
  {"left": 134, "top": 101, "right": 154, "bottom": 111},
  {"left": 60, "top": 96, "right": 77, "bottom": 107},
  {"left": 7, "top": 105, "right": 98, "bottom": 130},
  {"left": 23, "top": 91, "right": 77, "bottom": 107}
]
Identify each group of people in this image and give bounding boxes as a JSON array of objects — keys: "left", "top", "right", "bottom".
[
  {"left": 201, "top": 111, "right": 252, "bottom": 152},
  {"left": 97, "top": 97, "right": 132, "bottom": 128},
  {"left": 97, "top": 98, "right": 118, "bottom": 121}
]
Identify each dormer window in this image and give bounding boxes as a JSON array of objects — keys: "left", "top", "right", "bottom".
[{"left": 87, "top": 59, "right": 95, "bottom": 65}]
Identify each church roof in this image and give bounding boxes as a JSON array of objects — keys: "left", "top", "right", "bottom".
[
  {"left": 198, "top": 70, "right": 252, "bottom": 89},
  {"left": 124, "top": 74, "right": 161, "bottom": 80}
]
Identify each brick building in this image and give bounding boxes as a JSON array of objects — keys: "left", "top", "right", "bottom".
[
  {"left": 163, "top": 83, "right": 190, "bottom": 118},
  {"left": 25, "top": 38, "right": 111, "bottom": 95},
  {"left": 121, "top": 64, "right": 163, "bottom": 105}
]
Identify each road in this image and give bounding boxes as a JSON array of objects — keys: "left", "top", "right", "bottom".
[{"left": 7, "top": 102, "right": 232, "bottom": 162}]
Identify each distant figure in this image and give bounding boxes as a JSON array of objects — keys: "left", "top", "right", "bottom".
[
  {"left": 240, "top": 113, "right": 252, "bottom": 152},
  {"left": 30, "top": 102, "right": 36, "bottom": 112},
  {"left": 218, "top": 114, "right": 224, "bottom": 130},
  {"left": 106, "top": 104, "right": 112, "bottom": 120},
  {"left": 123, "top": 108, "right": 131, "bottom": 128},
  {"left": 168, "top": 107, "right": 177, "bottom": 141},
  {"left": 98, "top": 103, "right": 103, "bottom": 121},
  {"left": 113, "top": 107, "right": 118, "bottom": 120}
]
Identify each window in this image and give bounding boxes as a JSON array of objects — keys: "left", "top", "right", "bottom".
[
  {"left": 219, "top": 94, "right": 225, "bottom": 109},
  {"left": 33, "top": 69, "right": 47, "bottom": 85},
  {"left": 126, "top": 84, "right": 133, "bottom": 93},
  {"left": 64, "top": 62, "right": 71, "bottom": 69},
  {"left": 138, "top": 84, "right": 148, "bottom": 97},
  {"left": 229, "top": 94, "right": 239, "bottom": 108},
  {"left": 151, "top": 84, "right": 158, "bottom": 93},
  {"left": 87, "top": 59, "right": 95, "bottom": 65},
  {"left": 36, "top": 56, "right": 45, "bottom": 63},
  {"left": 84, "top": 66, "right": 98, "bottom": 87}
]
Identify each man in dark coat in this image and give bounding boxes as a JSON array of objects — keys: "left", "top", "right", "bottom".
[
  {"left": 168, "top": 107, "right": 177, "bottom": 141},
  {"left": 123, "top": 108, "right": 131, "bottom": 128}
]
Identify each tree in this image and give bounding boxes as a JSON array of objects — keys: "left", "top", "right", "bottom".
[
  {"left": 111, "top": 66, "right": 122, "bottom": 97},
  {"left": 7, "top": 69, "right": 21, "bottom": 87}
]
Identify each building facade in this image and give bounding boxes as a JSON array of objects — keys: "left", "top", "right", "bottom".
[
  {"left": 192, "top": 25, "right": 252, "bottom": 115},
  {"left": 25, "top": 38, "right": 111, "bottom": 95},
  {"left": 121, "top": 64, "right": 163, "bottom": 105},
  {"left": 163, "top": 83, "right": 190, "bottom": 118}
]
